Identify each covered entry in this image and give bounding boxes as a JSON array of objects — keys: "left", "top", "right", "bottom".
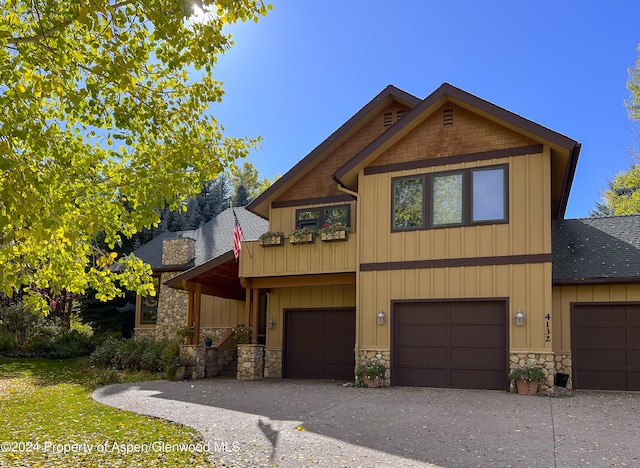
[
  {"left": 571, "top": 303, "right": 640, "bottom": 391},
  {"left": 392, "top": 300, "right": 507, "bottom": 389},
  {"left": 284, "top": 308, "right": 356, "bottom": 380}
]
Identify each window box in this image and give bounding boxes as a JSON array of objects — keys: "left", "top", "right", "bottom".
[
  {"left": 321, "top": 230, "right": 349, "bottom": 241},
  {"left": 319, "top": 222, "right": 350, "bottom": 242},
  {"left": 288, "top": 229, "right": 315, "bottom": 244},
  {"left": 258, "top": 232, "right": 285, "bottom": 247}
]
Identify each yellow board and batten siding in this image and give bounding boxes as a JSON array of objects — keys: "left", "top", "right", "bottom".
[
  {"left": 199, "top": 295, "right": 244, "bottom": 328},
  {"left": 552, "top": 284, "right": 640, "bottom": 354},
  {"left": 358, "top": 148, "right": 554, "bottom": 352},
  {"left": 239, "top": 203, "right": 358, "bottom": 278}
]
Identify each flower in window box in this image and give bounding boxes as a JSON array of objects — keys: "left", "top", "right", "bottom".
[
  {"left": 319, "top": 222, "right": 349, "bottom": 241},
  {"left": 258, "top": 231, "right": 285, "bottom": 246},
  {"left": 288, "top": 227, "right": 315, "bottom": 244}
]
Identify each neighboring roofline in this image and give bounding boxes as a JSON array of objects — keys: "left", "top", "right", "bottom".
[
  {"left": 334, "top": 83, "right": 581, "bottom": 185},
  {"left": 553, "top": 277, "right": 640, "bottom": 286},
  {"left": 165, "top": 250, "right": 236, "bottom": 288},
  {"left": 247, "top": 85, "right": 421, "bottom": 218}
]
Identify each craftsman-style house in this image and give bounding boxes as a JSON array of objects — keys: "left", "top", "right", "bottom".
[{"left": 135, "top": 83, "right": 640, "bottom": 391}]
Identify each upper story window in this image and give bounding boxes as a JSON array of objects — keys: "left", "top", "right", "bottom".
[
  {"left": 392, "top": 164, "right": 508, "bottom": 231},
  {"left": 140, "top": 276, "right": 160, "bottom": 324},
  {"left": 296, "top": 205, "right": 351, "bottom": 230}
]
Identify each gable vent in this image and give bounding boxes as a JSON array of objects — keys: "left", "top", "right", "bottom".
[
  {"left": 383, "top": 112, "right": 393, "bottom": 128},
  {"left": 443, "top": 108, "right": 454, "bottom": 126},
  {"left": 396, "top": 110, "right": 406, "bottom": 121}
]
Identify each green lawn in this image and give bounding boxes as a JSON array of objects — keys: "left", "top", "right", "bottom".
[{"left": 0, "top": 357, "right": 212, "bottom": 467}]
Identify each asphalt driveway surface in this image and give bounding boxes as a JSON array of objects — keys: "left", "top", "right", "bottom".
[{"left": 93, "top": 379, "right": 640, "bottom": 467}]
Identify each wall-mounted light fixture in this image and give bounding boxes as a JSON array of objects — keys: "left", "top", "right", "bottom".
[
  {"left": 515, "top": 309, "right": 525, "bottom": 326},
  {"left": 377, "top": 310, "right": 386, "bottom": 325},
  {"left": 268, "top": 317, "right": 276, "bottom": 329}
]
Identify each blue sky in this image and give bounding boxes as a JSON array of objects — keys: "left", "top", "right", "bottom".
[{"left": 212, "top": 1, "right": 640, "bottom": 219}]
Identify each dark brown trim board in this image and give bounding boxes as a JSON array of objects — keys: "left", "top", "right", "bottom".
[
  {"left": 361, "top": 253, "right": 552, "bottom": 271},
  {"left": 365, "top": 145, "right": 542, "bottom": 176},
  {"left": 272, "top": 194, "right": 355, "bottom": 209}
]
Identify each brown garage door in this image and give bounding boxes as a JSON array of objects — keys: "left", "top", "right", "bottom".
[
  {"left": 393, "top": 301, "right": 507, "bottom": 389},
  {"left": 572, "top": 303, "right": 640, "bottom": 391},
  {"left": 284, "top": 308, "right": 355, "bottom": 380}
]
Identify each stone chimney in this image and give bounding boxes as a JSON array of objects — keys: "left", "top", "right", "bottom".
[{"left": 162, "top": 237, "right": 196, "bottom": 266}]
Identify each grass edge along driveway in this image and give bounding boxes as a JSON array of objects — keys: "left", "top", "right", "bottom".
[{"left": 0, "top": 357, "right": 212, "bottom": 467}]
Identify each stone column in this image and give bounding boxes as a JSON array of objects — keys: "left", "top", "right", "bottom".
[
  {"left": 237, "top": 344, "right": 264, "bottom": 381},
  {"left": 180, "top": 344, "right": 205, "bottom": 379}
]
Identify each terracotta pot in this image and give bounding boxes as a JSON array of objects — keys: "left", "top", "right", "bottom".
[
  {"left": 362, "top": 375, "right": 381, "bottom": 388},
  {"left": 516, "top": 380, "right": 538, "bottom": 395}
]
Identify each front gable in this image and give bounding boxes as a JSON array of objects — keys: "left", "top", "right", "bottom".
[
  {"left": 275, "top": 101, "right": 413, "bottom": 203},
  {"left": 366, "top": 103, "right": 538, "bottom": 170}
]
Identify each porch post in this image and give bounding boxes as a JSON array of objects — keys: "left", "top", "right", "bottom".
[
  {"left": 193, "top": 282, "right": 202, "bottom": 345},
  {"left": 251, "top": 287, "right": 259, "bottom": 344},
  {"left": 244, "top": 286, "right": 251, "bottom": 330},
  {"left": 186, "top": 291, "right": 194, "bottom": 345}
]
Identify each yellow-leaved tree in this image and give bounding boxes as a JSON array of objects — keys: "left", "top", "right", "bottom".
[{"left": 0, "top": 0, "right": 271, "bottom": 310}]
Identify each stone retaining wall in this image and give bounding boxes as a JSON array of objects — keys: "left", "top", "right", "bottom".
[
  {"left": 358, "top": 349, "right": 391, "bottom": 387},
  {"left": 264, "top": 349, "right": 282, "bottom": 378},
  {"left": 205, "top": 348, "right": 236, "bottom": 377}
]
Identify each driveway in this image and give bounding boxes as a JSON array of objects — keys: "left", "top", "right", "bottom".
[{"left": 93, "top": 379, "right": 640, "bottom": 467}]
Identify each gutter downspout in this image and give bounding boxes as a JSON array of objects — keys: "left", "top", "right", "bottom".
[{"left": 333, "top": 175, "right": 362, "bottom": 375}]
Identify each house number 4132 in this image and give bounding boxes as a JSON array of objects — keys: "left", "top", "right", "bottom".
[{"left": 545, "top": 313, "right": 551, "bottom": 343}]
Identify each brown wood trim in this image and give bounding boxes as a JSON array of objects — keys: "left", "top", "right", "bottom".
[
  {"left": 553, "top": 277, "right": 640, "bottom": 286},
  {"left": 361, "top": 253, "right": 552, "bottom": 271},
  {"left": 365, "top": 144, "right": 543, "bottom": 176},
  {"left": 272, "top": 194, "right": 355, "bottom": 209},
  {"left": 245, "top": 273, "right": 356, "bottom": 289}
]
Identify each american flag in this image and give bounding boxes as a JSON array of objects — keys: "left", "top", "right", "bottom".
[{"left": 233, "top": 211, "right": 243, "bottom": 261}]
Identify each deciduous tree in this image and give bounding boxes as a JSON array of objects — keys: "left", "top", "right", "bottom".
[{"left": 0, "top": 0, "right": 270, "bottom": 310}]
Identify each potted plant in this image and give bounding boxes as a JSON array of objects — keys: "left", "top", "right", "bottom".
[
  {"left": 508, "top": 366, "right": 546, "bottom": 395},
  {"left": 258, "top": 231, "right": 285, "bottom": 246},
  {"left": 356, "top": 362, "right": 386, "bottom": 388},
  {"left": 204, "top": 336, "right": 213, "bottom": 347},
  {"left": 233, "top": 324, "right": 252, "bottom": 344},
  {"left": 288, "top": 227, "right": 315, "bottom": 244},
  {"left": 319, "top": 221, "right": 349, "bottom": 241}
]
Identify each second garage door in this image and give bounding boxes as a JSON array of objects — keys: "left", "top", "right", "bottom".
[
  {"left": 393, "top": 300, "right": 507, "bottom": 389},
  {"left": 572, "top": 303, "right": 640, "bottom": 390},
  {"left": 284, "top": 308, "right": 355, "bottom": 380}
]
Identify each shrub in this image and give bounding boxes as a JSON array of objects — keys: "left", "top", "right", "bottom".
[
  {"left": 508, "top": 366, "right": 546, "bottom": 384},
  {"left": 88, "top": 337, "right": 179, "bottom": 373},
  {"left": 0, "top": 304, "right": 96, "bottom": 358},
  {"left": 0, "top": 328, "right": 15, "bottom": 352}
]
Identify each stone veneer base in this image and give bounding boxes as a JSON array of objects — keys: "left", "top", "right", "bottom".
[
  {"left": 509, "top": 352, "right": 572, "bottom": 392},
  {"left": 264, "top": 349, "right": 283, "bottom": 378}
]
